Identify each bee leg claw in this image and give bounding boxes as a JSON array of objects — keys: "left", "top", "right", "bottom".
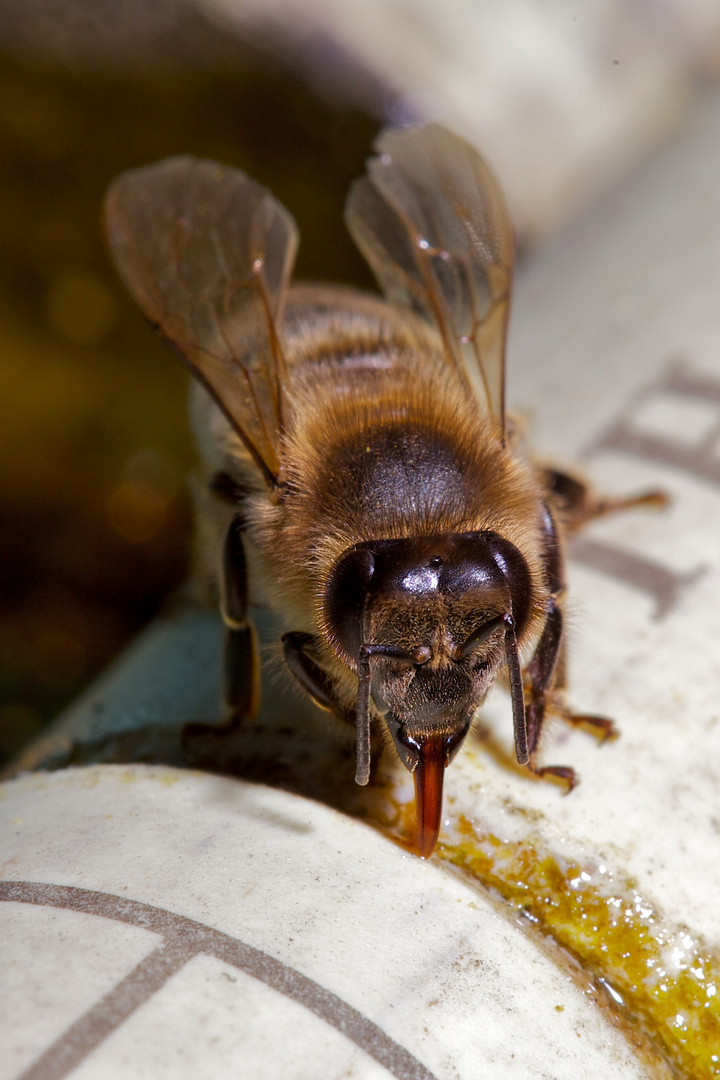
[
  {"left": 565, "top": 712, "right": 618, "bottom": 743},
  {"left": 528, "top": 762, "right": 578, "bottom": 793},
  {"left": 628, "top": 489, "right": 670, "bottom": 511},
  {"left": 549, "top": 693, "right": 618, "bottom": 744}
]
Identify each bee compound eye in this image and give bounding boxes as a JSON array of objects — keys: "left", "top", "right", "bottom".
[{"left": 324, "top": 546, "right": 375, "bottom": 663}]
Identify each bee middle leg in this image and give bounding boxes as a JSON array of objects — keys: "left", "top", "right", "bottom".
[
  {"left": 183, "top": 513, "right": 260, "bottom": 746},
  {"left": 545, "top": 638, "right": 618, "bottom": 744},
  {"left": 523, "top": 500, "right": 615, "bottom": 790},
  {"left": 543, "top": 467, "right": 668, "bottom": 532},
  {"left": 520, "top": 466, "right": 663, "bottom": 783}
]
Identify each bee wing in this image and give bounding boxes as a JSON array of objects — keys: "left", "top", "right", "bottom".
[
  {"left": 105, "top": 157, "right": 299, "bottom": 487},
  {"left": 346, "top": 124, "right": 514, "bottom": 437}
]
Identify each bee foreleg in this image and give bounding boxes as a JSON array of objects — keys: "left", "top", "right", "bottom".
[
  {"left": 282, "top": 631, "right": 343, "bottom": 714},
  {"left": 525, "top": 597, "right": 562, "bottom": 753},
  {"left": 523, "top": 598, "right": 577, "bottom": 792},
  {"left": 281, "top": 631, "right": 386, "bottom": 783}
]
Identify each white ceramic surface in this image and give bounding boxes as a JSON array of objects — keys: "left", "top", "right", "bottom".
[{"left": 0, "top": 765, "right": 651, "bottom": 1080}]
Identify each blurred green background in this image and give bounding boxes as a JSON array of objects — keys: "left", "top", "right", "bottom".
[{"left": 0, "top": 28, "right": 378, "bottom": 767}]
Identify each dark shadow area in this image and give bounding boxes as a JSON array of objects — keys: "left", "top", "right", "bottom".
[{"left": 0, "top": 29, "right": 378, "bottom": 768}]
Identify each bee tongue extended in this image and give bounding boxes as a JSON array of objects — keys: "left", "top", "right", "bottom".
[{"left": 413, "top": 735, "right": 446, "bottom": 858}]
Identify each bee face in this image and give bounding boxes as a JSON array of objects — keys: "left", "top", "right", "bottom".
[
  {"left": 326, "top": 532, "right": 533, "bottom": 667},
  {"left": 105, "top": 125, "right": 572, "bottom": 858},
  {"left": 320, "top": 527, "right": 537, "bottom": 849}
]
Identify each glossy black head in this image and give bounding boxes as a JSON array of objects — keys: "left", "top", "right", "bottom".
[
  {"left": 324, "top": 530, "right": 533, "bottom": 761},
  {"left": 324, "top": 529, "right": 534, "bottom": 857}
]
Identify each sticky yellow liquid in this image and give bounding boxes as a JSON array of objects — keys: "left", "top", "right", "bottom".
[{"left": 436, "top": 816, "right": 720, "bottom": 1078}]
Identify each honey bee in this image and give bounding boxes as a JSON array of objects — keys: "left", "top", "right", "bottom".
[{"left": 105, "top": 125, "right": 634, "bottom": 857}]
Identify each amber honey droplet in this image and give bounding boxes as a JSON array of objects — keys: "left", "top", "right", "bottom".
[{"left": 413, "top": 735, "right": 446, "bottom": 857}]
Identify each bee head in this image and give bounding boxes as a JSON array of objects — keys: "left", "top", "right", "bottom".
[{"left": 324, "top": 531, "right": 534, "bottom": 853}]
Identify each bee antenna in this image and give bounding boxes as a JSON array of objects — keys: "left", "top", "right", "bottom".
[
  {"left": 356, "top": 645, "right": 373, "bottom": 785},
  {"left": 485, "top": 534, "right": 531, "bottom": 767},
  {"left": 355, "top": 642, "right": 423, "bottom": 785},
  {"left": 503, "top": 613, "right": 529, "bottom": 765}
]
